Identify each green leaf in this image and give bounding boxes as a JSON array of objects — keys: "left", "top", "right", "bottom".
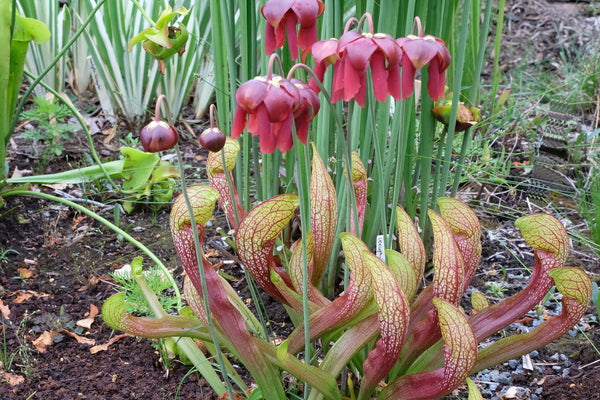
[
  {"left": 120, "top": 147, "right": 160, "bottom": 193},
  {"left": 385, "top": 249, "right": 420, "bottom": 301},
  {"left": 358, "top": 250, "right": 409, "bottom": 400},
  {"left": 395, "top": 206, "right": 426, "bottom": 279},
  {"left": 515, "top": 213, "right": 569, "bottom": 265},
  {"left": 470, "top": 291, "right": 489, "bottom": 312},
  {"left": 466, "top": 377, "right": 484, "bottom": 400},
  {"left": 310, "top": 145, "right": 337, "bottom": 285},
  {"left": 7, "top": 160, "right": 125, "bottom": 184},
  {"left": 429, "top": 209, "right": 466, "bottom": 306},
  {"left": 13, "top": 15, "right": 51, "bottom": 43},
  {"left": 437, "top": 197, "right": 482, "bottom": 291},
  {"left": 236, "top": 194, "right": 299, "bottom": 303}
]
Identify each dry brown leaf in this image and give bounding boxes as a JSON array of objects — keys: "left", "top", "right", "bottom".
[
  {"left": 62, "top": 329, "right": 95, "bottom": 346},
  {"left": 10, "top": 290, "right": 49, "bottom": 303},
  {"left": 90, "top": 333, "right": 131, "bottom": 354},
  {"left": 0, "top": 371, "right": 25, "bottom": 386},
  {"left": 102, "top": 125, "right": 117, "bottom": 144},
  {"left": 0, "top": 299, "right": 10, "bottom": 320},
  {"left": 32, "top": 331, "right": 59, "bottom": 353},
  {"left": 76, "top": 304, "right": 99, "bottom": 329},
  {"left": 16, "top": 268, "right": 37, "bottom": 279}
]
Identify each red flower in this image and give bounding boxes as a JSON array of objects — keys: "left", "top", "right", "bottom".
[
  {"left": 290, "top": 78, "right": 320, "bottom": 144},
  {"left": 396, "top": 18, "right": 451, "bottom": 100},
  {"left": 232, "top": 74, "right": 319, "bottom": 154},
  {"left": 310, "top": 17, "right": 402, "bottom": 107},
  {"left": 262, "top": 0, "right": 325, "bottom": 60}
]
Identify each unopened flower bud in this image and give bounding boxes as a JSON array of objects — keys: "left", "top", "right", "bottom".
[
  {"left": 198, "top": 127, "right": 226, "bottom": 152},
  {"left": 140, "top": 120, "right": 179, "bottom": 152}
]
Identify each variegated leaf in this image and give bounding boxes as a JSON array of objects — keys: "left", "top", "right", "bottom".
[
  {"left": 380, "top": 298, "right": 477, "bottom": 400},
  {"left": 236, "top": 194, "right": 299, "bottom": 304},
  {"left": 469, "top": 213, "right": 571, "bottom": 340},
  {"left": 358, "top": 250, "right": 409, "bottom": 400},
  {"left": 207, "top": 138, "right": 245, "bottom": 228},
  {"left": 310, "top": 146, "right": 338, "bottom": 285},
  {"left": 350, "top": 150, "right": 367, "bottom": 236},
  {"left": 474, "top": 267, "right": 591, "bottom": 371},
  {"left": 437, "top": 197, "right": 482, "bottom": 292},
  {"left": 429, "top": 209, "right": 466, "bottom": 307},
  {"left": 396, "top": 206, "right": 426, "bottom": 279},
  {"left": 385, "top": 249, "right": 420, "bottom": 301},
  {"left": 286, "top": 232, "right": 374, "bottom": 354}
]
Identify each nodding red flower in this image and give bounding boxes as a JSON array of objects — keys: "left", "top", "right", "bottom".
[
  {"left": 396, "top": 17, "right": 451, "bottom": 101},
  {"left": 290, "top": 78, "right": 320, "bottom": 145},
  {"left": 262, "top": 0, "right": 325, "bottom": 60},
  {"left": 310, "top": 15, "right": 402, "bottom": 107}
]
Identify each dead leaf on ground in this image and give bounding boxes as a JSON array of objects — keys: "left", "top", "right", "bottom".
[
  {"left": 77, "top": 275, "right": 104, "bottom": 291},
  {"left": 90, "top": 333, "right": 131, "bottom": 354},
  {"left": 10, "top": 290, "right": 50, "bottom": 303},
  {"left": 0, "top": 371, "right": 25, "bottom": 386},
  {"left": 62, "top": 329, "right": 95, "bottom": 346},
  {"left": 17, "top": 267, "right": 37, "bottom": 279},
  {"left": 76, "top": 304, "right": 99, "bottom": 329},
  {"left": 32, "top": 331, "right": 59, "bottom": 353},
  {"left": 0, "top": 299, "right": 11, "bottom": 320}
]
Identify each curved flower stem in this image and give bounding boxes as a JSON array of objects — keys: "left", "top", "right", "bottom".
[
  {"left": 266, "top": 53, "right": 284, "bottom": 80},
  {"left": 357, "top": 12, "right": 374, "bottom": 34},
  {"left": 154, "top": 94, "right": 167, "bottom": 122},
  {"left": 287, "top": 63, "right": 359, "bottom": 236},
  {"left": 343, "top": 17, "right": 359, "bottom": 34},
  {"left": 414, "top": 16, "right": 423, "bottom": 37},
  {"left": 0, "top": 189, "right": 182, "bottom": 308}
]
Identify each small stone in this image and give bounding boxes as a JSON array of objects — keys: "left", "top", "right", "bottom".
[
  {"left": 529, "top": 350, "right": 539, "bottom": 357},
  {"left": 508, "top": 359, "right": 519, "bottom": 369}
]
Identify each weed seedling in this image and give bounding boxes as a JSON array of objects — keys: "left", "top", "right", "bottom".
[{"left": 20, "top": 97, "right": 77, "bottom": 172}]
